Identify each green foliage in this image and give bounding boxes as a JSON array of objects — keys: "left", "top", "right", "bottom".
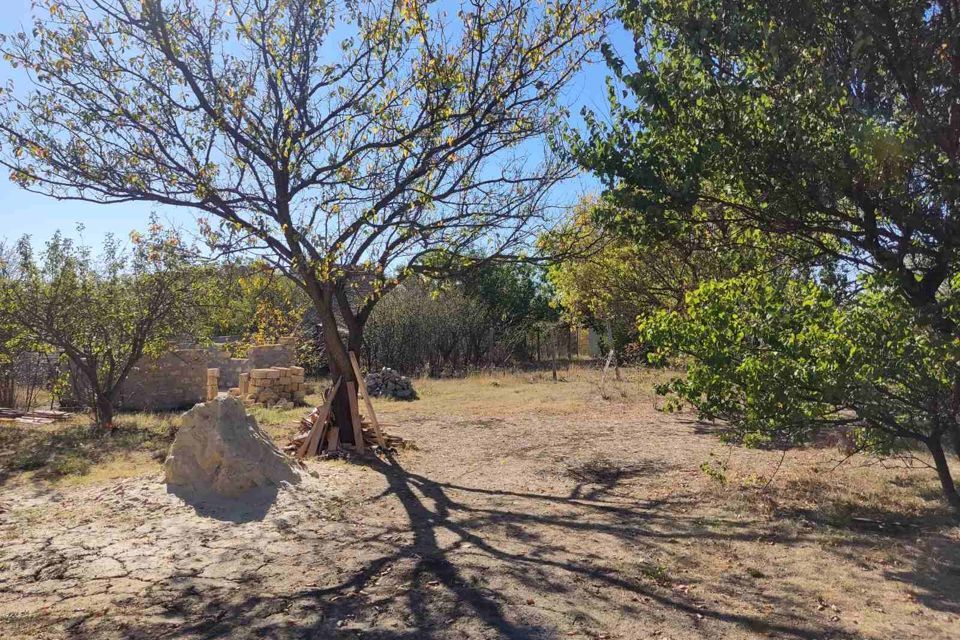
[
  {"left": 573, "top": 0, "right": 960, "bottom": 508},
  {"left": 0, "top": 225, "right": 207, "bottom": 426},
  {"left": 572, "top": 0, "right": 960, "bottom": 335},
  {"left": 542, "top": 197, "right": 833, "bottom": 352},
  {"left": 644, "top": 272, "right": 960, "bottom": 494},
  {"left": 364, "top": 263, "right": 558, "bottom": 373},
  {"left": 202, "top": 263, "right": 310, "bottom": 344},
  {"left": 699, "top": 453, "right": 728, "bottom": 486},
  {"left": 459, "top": 262, "right": 558, "bottom": 332}
]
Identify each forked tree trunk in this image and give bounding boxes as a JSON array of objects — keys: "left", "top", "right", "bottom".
[{"left": 926, "top": 435, "right": 960, "bottom": 514}]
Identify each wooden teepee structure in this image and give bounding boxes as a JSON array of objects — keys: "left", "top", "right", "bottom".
[{"left": 289, "top": 352, "right": 404, "bottom": 457}]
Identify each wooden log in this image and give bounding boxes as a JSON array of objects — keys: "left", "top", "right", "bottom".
[
  {"left": 346, "top": 381, "right": 364, "bottom": 454},
  {"left": 349, "top": 351, "right": 387, "bottom": 448},
  {"left": 300, "top": 377, "right": 341, "bottom": 459}
]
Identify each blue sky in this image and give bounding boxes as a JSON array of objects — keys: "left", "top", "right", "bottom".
[{"left": 0, "top": 1, "right": 623, "bottom": 247}]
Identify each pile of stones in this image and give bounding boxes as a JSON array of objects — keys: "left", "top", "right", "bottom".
[
  {"left": 229, "top": 366, "right": 306, "bottom": 408},
  {"left": 364, "top": 368, "right": 417, "bottom": 400}
]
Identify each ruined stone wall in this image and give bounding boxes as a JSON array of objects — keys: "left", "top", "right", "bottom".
[
  {"left": 205, "top": 341, "right": 294, "bottom": 389},
  {"left": 205, "top": 346, "right": 250, "bottom": 389},
  {"left": 114, "top": 349, "right": 208, "bottom": 411},
  {"left": 247, "top": 340, "right": 295, "bottom": 370},
  {"left": 64, "top": 337, "right": 298, "bottom": 412}
]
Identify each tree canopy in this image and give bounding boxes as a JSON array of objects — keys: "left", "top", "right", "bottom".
[
  {"left": 572, "top": 0, "right": 960, "bottom": 333},
  {"left": 572, "top": 0, "right": 960, "bottom": 510}
]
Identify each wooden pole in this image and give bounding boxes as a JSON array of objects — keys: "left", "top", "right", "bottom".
[
  {"left": 600, "top": 349, "right": 614, "bottom": 399},
  {"left": 349, "top": 351, "right": 387, "bottom": 448},
  {"left": 346, "top": 381, "right": 364, "bottom": 453}
]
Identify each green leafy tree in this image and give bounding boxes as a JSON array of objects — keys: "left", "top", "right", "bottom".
[
  {"left": 0, "top": 0, "right": 601, "bottom": 441},
  {"left": 0, "top": 254, "right": 33, "bottom": 407},
  {"left": 645, "top": 274, "right": 960, "bottom": 510},
  {"left": 459, "top": 261, "right": 559, "bottom": 358},
  {"left": 0, "top": 227, "right": 206, "bottom": 427},
  {"left": 542, "top": 198, "right": 830, "bottom": 350},
  {"left": 202, "top": 262, "right": 311, "bottom": 345},
  {"left": 573, "top": 0, "right": 960, "bottom": 332},
  {"left": 573, "top": 0, "right": 960, "bottom": 509}
]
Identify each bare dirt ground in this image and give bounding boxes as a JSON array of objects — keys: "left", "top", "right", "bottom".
[{"left": 1, "top": 367, "right": 958, "bottom": 639}]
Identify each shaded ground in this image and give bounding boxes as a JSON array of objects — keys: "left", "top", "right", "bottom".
[{"left": 0, "top": 368, "right": 958, "bottom": 639}]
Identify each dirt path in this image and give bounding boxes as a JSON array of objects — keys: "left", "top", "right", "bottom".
[{"left": 1, "top": 375, "right": 958, "bottom": 639}]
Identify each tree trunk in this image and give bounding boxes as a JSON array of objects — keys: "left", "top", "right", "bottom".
[
  {"left": 321, "top": 322, "right": 359, "bottom": 447},
  {"left": 301, "top": 291, "right": 357, "bottom": 449},
  {"left": 551, "top": 327, "right": 558, "bottom": 382},
  {"left": 93, "top": 394, "right": 115, "bottom": 429},
  {"left": 926, "top": 435, "right": 960, "bottom": 513},
  {"left": 604, "top": 318, "right": 621, "bottom": 381}
]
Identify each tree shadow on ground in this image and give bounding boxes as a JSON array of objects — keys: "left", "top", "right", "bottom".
[
  {"left": 96, "top": 453, "right": 866, "bottom": 640},
  {"left": 563, "top": 454, "right": 675, "bottom": 501},
  {"left": 884, "top": 534, "right": 960, "bottom": 616}
]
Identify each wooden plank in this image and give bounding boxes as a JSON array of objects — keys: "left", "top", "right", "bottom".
[
  {"left": 349, "top": 351, "right": 387, "bottom": 448},
  {"left": 299, "top": 377, "right": 341, "bottom": 459},
  {"left": 346, "top": 381, "right": 364, "bottom": 454},
  {"left": 325, "top": 425, "right": 340, "bottom": 453},
  {"left": 306, "top": 377, "right": 342, "bottom": 458}
]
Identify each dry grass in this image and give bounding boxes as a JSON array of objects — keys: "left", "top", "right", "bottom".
[
  {"left": 0, "top": 391, "right": 327, "bottom": 488},
  {"left": 0, "top": 411, "right": 178, "bottom": 487},
  {"left": 368, "top": 364, "right": 673, "bottom": 418}
]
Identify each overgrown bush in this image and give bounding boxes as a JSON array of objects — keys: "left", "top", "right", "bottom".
[{"left": 364, "top": 282, "right": 491, "bottom": 374}]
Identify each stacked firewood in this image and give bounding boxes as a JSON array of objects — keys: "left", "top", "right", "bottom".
[{"left": 284, "top": 406, "right": 407, "bottom": 457}]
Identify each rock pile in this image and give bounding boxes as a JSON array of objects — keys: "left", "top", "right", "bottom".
[
  {"left": 364, "top": 368, "right": 418, "bottom": 400},
  {"left": 229, "top": 366, "right": 306, "bottom": 408},
  {"left": 165, "top": 397, "right": 301, "bottom": 497}
]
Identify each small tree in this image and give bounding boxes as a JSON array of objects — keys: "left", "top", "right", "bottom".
[
  {"left": 0, "top": 228, "right": 205, "bottom": 427},
  {"left": 644, "top": 273, "right": 960, "bottom": 511},
  {"left": 0, "top": 0, "right": 602, "bottom": 442}
]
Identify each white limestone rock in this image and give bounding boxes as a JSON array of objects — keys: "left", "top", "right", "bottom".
[{"left": 165, "top": 397, "right": 300, "bottom": 497}]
